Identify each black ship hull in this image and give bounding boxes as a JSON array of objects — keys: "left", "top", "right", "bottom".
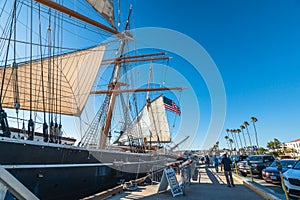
[{"left": 0, "top": 137, "right": 167, "bottom": 199}]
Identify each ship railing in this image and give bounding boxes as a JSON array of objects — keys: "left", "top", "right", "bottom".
[
  {"left": 1, "top": 159, "right": 167, "bottom": 170},
  {"left": 0, "top": 166, "right": 39, "bottom": 200}
]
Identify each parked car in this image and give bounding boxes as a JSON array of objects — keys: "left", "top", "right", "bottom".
[
  {"left": 231, "top": 155, "right": 248, "bottom": 162},
  {"left": 238, "top": 155, "right": 275, "bottom": 178},
  {"left": 282, "top": 160, "right": 300, "bottom": 198},
  {"left": 232, "top": 155, "right": 248, "bottom": 169},
  {"left": 278, "top": 155, "right": 293, "bottom": 160},
  {"left": 262, "top": 159, "right": 297, "bottom": 184}
]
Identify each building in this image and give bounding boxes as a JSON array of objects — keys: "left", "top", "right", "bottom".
[{"left": 285, "top": 138, "right": 300, "bottom": 158}]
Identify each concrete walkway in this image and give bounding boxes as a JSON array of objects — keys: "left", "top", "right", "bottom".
[{"left": 108, "top": 165, "right": 265, "bottom": 200}]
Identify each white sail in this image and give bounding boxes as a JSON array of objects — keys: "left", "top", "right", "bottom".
[
  {"left": 119, "top": 96, "right": 171, "bottom": 143},
  {"left": 148, "top": 96, "right": 171, "bottom": 143},
  {"left": 118, "top": 106, "right": 151, "bottom": 142},
  {"left": 0, "top": 45, "right": 106, "bottom": 116},
  {"left": 86, "top": 0, "right": 116, "bottom": 29}
]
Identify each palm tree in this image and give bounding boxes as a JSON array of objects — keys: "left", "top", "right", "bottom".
[
  {"left": 229, "top": 129, "right": 237, "bottom": 151},
  {"left": 224, "top": 135, "right": 231, "bottom": 150},
  {"left": 243, "top": 121, "right": 253, "bottom": 148},
  {"left": 240, "top": 125, "right": 247, "bottom": 148},
  {"left": 237, "top": 129, "right": 243, "bottom": 149},
  {"left": 229, "top": 138, "right": 234, "bottom": 154},
  {"left": 251, "top": 117, "right": 259, "bottom": 148},
  {"left": 232, "top": 129, "right": 240, "bottom": 151},
  {"left": 227, "top": 128, "right": 235, "bottom": 150},
  {"left": 226, "top": 129, "right": 230, "bottom": 137}
]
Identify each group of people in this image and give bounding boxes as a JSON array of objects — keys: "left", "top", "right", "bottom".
[{"left": 200, "top": 155, "right": 211, "bottom": 166}]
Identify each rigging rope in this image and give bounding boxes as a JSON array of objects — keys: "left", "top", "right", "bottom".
[
  {"left": 27, "top": 0, "right": 34, "bottom": 141},
  {"left": 12, "top": 0, "right": 20, "bottom": 130},
  {"left": 0, "top": 0, "right": 15, "bottom": 138},
  {"left": 59, "top": 0, "right": 63, "bottom": 143},
  {"left": 39, "top": 3, "right": 48, "bottom": 142},
  {"left": 47, "top": 7, "right": 54, "bottom": 142},
  {"left": 52, "top": 8, "right": 59, "bottom": 143}
]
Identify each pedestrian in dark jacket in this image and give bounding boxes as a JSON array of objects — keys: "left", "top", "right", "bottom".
[
  {"left": 205, "top": 155, "right": 210, "bottom": 167},
  {"left": 221, "top": 154, "right": 235, "bottom": 187}
]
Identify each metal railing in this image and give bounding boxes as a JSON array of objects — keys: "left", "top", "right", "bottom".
[{"left": 0, "top": 167, "right": 39, "bottom": 200}]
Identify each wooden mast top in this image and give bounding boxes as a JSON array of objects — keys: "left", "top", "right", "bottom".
[{"left": 35, "top": 0, "right": 119, "bottom": 35}]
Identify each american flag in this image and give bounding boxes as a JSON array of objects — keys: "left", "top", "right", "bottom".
[{"left": 163, "top": 96, "right": 181, "bottom": 116}]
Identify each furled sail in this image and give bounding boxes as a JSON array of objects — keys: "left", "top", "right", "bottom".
[
  {"left": 119, "top": 96, "right": 171, "bottom": 143},
  {"left": 86, "top": 0, "right": 116, "bottom": 29},
  {"left": 0, "top": 45, "right": 106, "bottom": 116}
]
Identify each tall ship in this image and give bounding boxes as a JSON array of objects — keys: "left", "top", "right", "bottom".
[{"left": 0, "top": 0, "right": 183, "bottom": 199}]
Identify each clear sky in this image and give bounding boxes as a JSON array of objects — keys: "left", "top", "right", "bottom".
[
  {"left": 2, "top": 0, "right": 299, "bottom": 151},
  {"left": 121, "top": 0, "right": 300, "bottom": 150}
]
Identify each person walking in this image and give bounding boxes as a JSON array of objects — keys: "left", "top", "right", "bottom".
[
  {"left": 221, "top": 153, "right": 235, "bottom": 187},
  {"left": 213, "top": 156, "right": 219, "bottom": 172},
  {"left": 205, "top": 155, "right": 210, "bottom": 167}
]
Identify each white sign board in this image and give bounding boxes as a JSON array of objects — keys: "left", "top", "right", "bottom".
[{"left": 157, "top": 168, "right": 183, "bottom": 197}]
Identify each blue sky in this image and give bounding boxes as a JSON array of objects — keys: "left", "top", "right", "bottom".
[
  {"left": 121, "top": 0, "right": 300, "bottom": 149},
  {"left": 2, "top": 0, "right": 299, "bottom": 150}
]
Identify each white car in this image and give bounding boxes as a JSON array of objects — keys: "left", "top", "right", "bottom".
[{"left": 282, "top": 160, "right": 300, "bottom": 198}]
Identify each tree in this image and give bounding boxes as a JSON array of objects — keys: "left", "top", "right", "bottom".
[
  {"left": 224, "top": 135, "right": 231, "bottom": 150},
  {"left": 267, "top": 138, "right": 281, "bottom": 150},
  {"left": 227, "top": 129, "right": 237, "bottom": 151},
  {"left": 209, "top": 141, "right": 220, "bottom": 155},
  {"left": 251, "top": 117, "right": 259, "bottom": 148},
  {"left": 243, "top": 121, "right": 253, "bottom": 147},
  {"left": 286, "top": 147, "right": 297, "bottom": 154},
  {"left": 229, "top": 139, "right": 234, "bottom": 151},
  {"left": 257, "top": 147, "right": 266, "bottom": 154},
  {"left": 266, "top": 138, "right": 282, "bottom": 157},
  {"left": 237, "top": 129, "right": 243, "bottom": 149},
  {"left": 231, "top": 129, "right": 240, "bottom": 151},
  {"left": 226, "top": 129, "right": 230, "bottom": 138},
  {"left": 240, "top": 125, "right": 247, "bottom": 148}
]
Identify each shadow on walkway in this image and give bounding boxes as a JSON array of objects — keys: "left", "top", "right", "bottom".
[{"left": 205, "top": 167, "right": 221, "bottom": 184}]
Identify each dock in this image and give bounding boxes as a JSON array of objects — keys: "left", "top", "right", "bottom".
[{"left": 87, "top": 164, "right": 284, "bottom": 200}]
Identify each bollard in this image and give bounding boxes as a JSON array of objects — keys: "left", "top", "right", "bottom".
[
  {"left": 280, "top": 173, "right": 289, "bottom": 200},
  {"left": 235, "top": 161, "right": 238, "bottom": 175},
  {"left": 276, "top": 160, "right": 289, "bottom": 200}
]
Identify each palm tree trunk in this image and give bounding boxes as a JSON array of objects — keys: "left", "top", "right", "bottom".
[
  {"left": 233, "top": 132, "right": 240, "bottom": 151},
  {"left": 252, "top": 122, "right": 259, "bottom": 148},
  {"left": 241, "top": 129, "right": 247, "bottom": 148},
  {"left": 245, "top": 125, "right": 253, "bottom": 147},
  {"left": 230, "top": 131, "right": 237, "bottom": 151},
  {"left": 238, "top": 133, "right": 243, "bottom": 149},
  {"left": 226, "top": 130, "right": 233, "bottom": 151},
  {"left": 225, "top": 138, "right": 230, "bottom": 150}
]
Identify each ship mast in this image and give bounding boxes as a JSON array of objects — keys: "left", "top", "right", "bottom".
[{"left": 99, "top": 5, "right": 133, "bottom": 149}]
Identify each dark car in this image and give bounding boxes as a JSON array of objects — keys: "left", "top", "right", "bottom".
[
  {"left": 232, "top": 155, "right": 248, "bottom": 169},
  {"left": 232, "top": 155, "right": 248, "bottom": 163},
  {"left": 238, "top": 155, "right": 275, "bottom": 178},
  {"left": 262, "top": 159, "right": 297, "bottom": 184}
]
